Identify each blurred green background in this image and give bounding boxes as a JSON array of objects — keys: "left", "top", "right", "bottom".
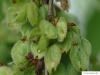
[{"left": 0, "top": 0, "right": 100, "bottom": 70}]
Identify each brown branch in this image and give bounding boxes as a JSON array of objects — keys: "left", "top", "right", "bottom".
[{"left": 48, "top": 0, "right": 54, "bottom": 22}]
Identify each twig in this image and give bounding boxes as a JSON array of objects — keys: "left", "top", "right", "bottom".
[{"left": 48, "top": 0, "right": 54, "bottom": 21}]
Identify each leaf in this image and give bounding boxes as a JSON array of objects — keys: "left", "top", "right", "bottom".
[
  {"left": 21, "top": 23, "right": 32, "bottom": 38},
  {"left": 24, "top": 66, "right": 36, "bottom": 75},
  {"left": 69, "top": 26, "right": 89, "bottom": 71},
  {"left": 71, "top": 25, "right": 80, "bottom": 34},
  {"left": 13, "top": 62, "right": 34, "bottom": 75},
  {"left": 39, "top": 5, "right": 48, "bottom": 21},
  {"left": 66, "top": 63, "right": 79, "bottom": 75},
  {"left": 64, "top": 31, "right": 73, "bottom": 53},
  {"left": 57, "top": 11, "right": 68, "bottom": 21},
  {"left": 6, "top": 6, "right": 21, "bottom": 32},
  {"left": 58, "top": 31, "right": 73, "bottom": 53},
  {"left": 0, "top": 66, "right": 13, "bottom": 75},
  {"left": 57, "top": 17, "right": 67, "bottom": 42},
  {"left": 70, "top": 26, "right": 81, "bottom": 45},
  {"left": 39, "top": 20, "right": 57, "bottom": 39},
  {"left": 11, "top": 40, "right": 29, "bottom": 65},
  {"left": 81, "top": 37, "right": 92, "bottom": 57},
  {"left": 31, "top": 43, "right": 46, "bottom": 59},
  {"left": 27, "top": 2, "right": 38, "bottom": 26},
  {"left": 15, "top": 5, "right": 26, "bottom": 23},
  {"left": 69, "top": 46, "right": 80, "bottom": 71},
  {"left": 38, "top": 35, "right": 49, "bottom": 51},
  {"left": 67, "top": 13, "right": 79, "bottom": 24},
  {"left": 79, "top": 47, "right": 89, "bottom": 71},
  {"left": 51, "top": 63, "right": 66, "bottom": 75},
  {"left": 58, "top": 24, "right": 80, "bottom": 53},
  {"left": 44, "top": 44, "right": 61, "bottom": 73},
  {"left": 13, "top": 65, "right": 24, "bottom": 75},
  {"left": 57, "top": 11, "right": 78, "bottom": 24},
  {"left": 30, "top": 27, "right": 40, "bottom": 40},
  {"left": 70, "top": 45, "right": 89, "bottom": 71}
]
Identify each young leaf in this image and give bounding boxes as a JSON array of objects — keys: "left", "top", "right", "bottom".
[
  {"left": 67, "top": 13, "right": 79, "bottom": 24},
  {"left": 51, "top": 63, "right": 66, "bottom": 75},
  {"left": 30, "top": 27, "right": 40, "bottom": 41},
  {"left": 21, "top": 23, "right": 32, "bottom": 39},
  {"left": 38, "top": 35, "right": 49, "bottom": 51},
  {"left": 66, "top": 63, "right": 79, "bottom": 75},
  {"left": 11, "top": 40, "right": 29, "bottom": 65},
  {"left": 27, "top": 2, "right": 39, "bottom": 26},
  {"left": 57, "top": 17, "right": 67, "bottom": 42},
  {"left": 58, "top": 31, "right": 73, "bottom": 53},
  {"left": 79, "top": 47, "right": 89, "bottom": 71},
  {"left": 44, "top": 44, "right": 61, "bottom": 73},
  {"left": 39, "top": 20, "right": 57, "bottom": 39},
  {"left": 39, "top": 4, "right": 48, "bottom": 21},
  {"left": 23, "top": 66, "right": 36, "bottom": 75},
  {"left": 13, "top": 65, "right": 24, "bottom": 75},
  {"left": 70, "top": 46, "right": 81, "bottom": 71},
  {"left": 81, "top": 37, "right": 92, "bottom": 57},
  {"left": 57, "top": 11, "right": 68, "bottom": 22},
  {"left": 0, "top": 66, "right": 13, "bottom": 75},
  {"left": 15, "top": 5, "right": 26, "bottom": 23},
  {"left": 6, "top": 6, "right": 21, "bottom": 32},
  {"left": 31, "top": 43, "right": 46, "bottom": 59},
  {"left": 70, "top": 45, "right": 89, "bottom": 71}
]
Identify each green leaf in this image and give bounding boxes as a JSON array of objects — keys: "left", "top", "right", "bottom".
[
  {"left": 13, "top": 62, "right": 34, "bottom": 75},
  {"left": 11, "top": 40, "right": 29, "bottom": 65},
  {"left": 70, "top": 46, "right": 80, "bottom": 71},
  {"left": 31, "top": 43, "right": 46, "bottom": 59},
  {"left": 27, "top": 2, "right": 39, "bottom": 26},
  {"left": 70, "top": 26, "right": 81, "bottom": 45},
  {"left": 64, "top": 31, "right": 73, "bottom": 53},
  {"left": 24, "top": 66, "right": 36, "bottom": 75},
  {"left": 39, "top": 20, "right": 57, "bottom": 39},
  {"left": 38, "top": 35, "right": 49, "bottom": 51},
  {"left": 57, "top": 17, "right": 67, "bottom": 42},
  {"left": 57, "top": 25, "right": 80, "bottom": 53},
  {"left": 21, "top": 23, "right": 32, "bottom": 38},
  {"left": 0, "top": 66, "right": 13, "bottom": 75},
  {"left": 67, "top": 13, "right": 79, "bottom": 24},
  {"left": 39, "top": 5, "right": 48, "bottom": 21},
  {"left": 44, "top": 44, "right": 61, "bottom": 73},
  {"left": 13, "top": 65, "right": 24, "bottom": 75},
  {"left": 58, "top": 31, "right": 73, "bottom": 53},
  {"left": 81, "top": 37, "right": 92, "bottom": 57},
  {"left": 51, "top": 63, "right": 66, "bottom": 75},
  {"left": 79, "top": 46, "right": 89, "bottom": 71},
  {"left": 57, "top": 11, "right": 68, "bottom": 22},
  {"left": 70, "top": 45, "right": 89, "bottom": 71},
  {"left": 30, "top": 27, "right": 40, "bottom": 41},
  {"left": 15, "top": 5, "right": 26, "bottom": 23},
  {"left": 66, "top": 63, "right": 79, "bottom": 75},
  {"left": 57, "top": 11, "right": 78, "bottom": 24},
  {"left": 6, "top": 6, "right": 21, "bottom": 32},
  {"left": 71, "top": 25, "right": 80, "bottom": 34}
]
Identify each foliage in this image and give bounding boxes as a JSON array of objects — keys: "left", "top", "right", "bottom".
[{"left": 0, "top": 0, "right": 92, "bottom": 75}]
